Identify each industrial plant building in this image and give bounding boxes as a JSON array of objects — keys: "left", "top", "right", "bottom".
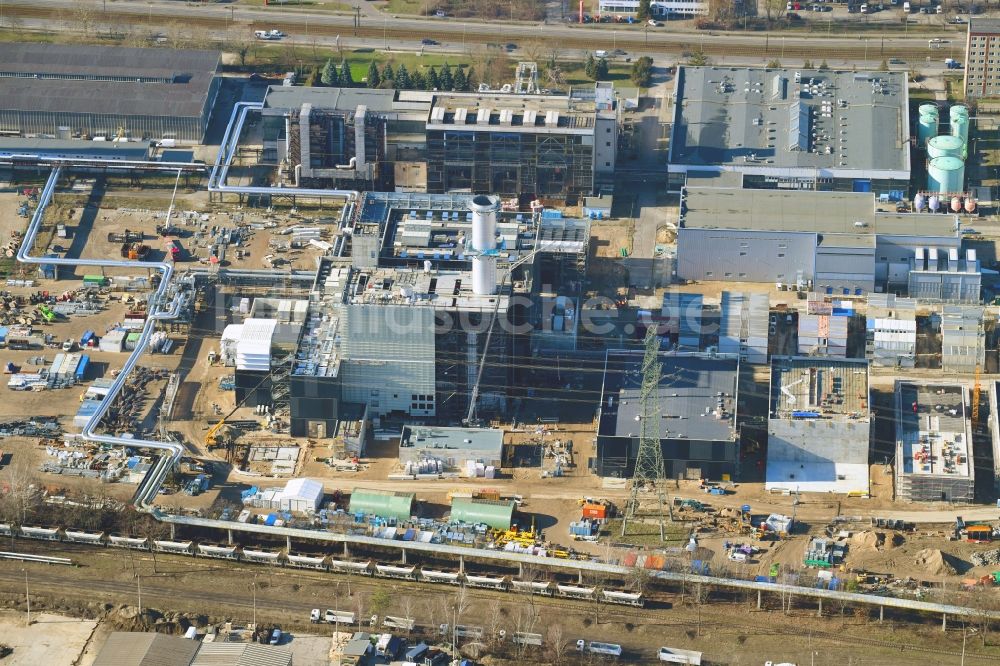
[
  {"left": 661, "top": 292, "right": 704, "bottom": 350},
  {"left": 797, "top": 300, "right": 850, "bottom": 357},
  {"left": 719, "top": 291, "right": 769, "bottom": 364},
  {"left": 262, "top": 85, "right": 618, "bottom": 197},
  {"left": 940, "top": 305, "right": 987, "bottom": 374},
  {"left": 399, "top": 425, "right": 504, "bottom": 477},
  {"left": 280, "top": 191, "right": 588, "bottom": 431},
  {"left": 668, "top": 66, "right": 910, "bottom": 192},
  {"left": 865, "top": 294, "right": 917, "bottom": 368},
  {"left": 765, "top": 357, "right": 871, "bottom": 494},
  {"left": 595, "top": 351, "right": 740, "bottom": 481},
  {"left": 894, "top": 380, "right": 974, "bottom": 503},
  {"left": 0, "top": 43, "right": 221, "bottom": 143},
  {"left": 675, "top": 187, "right": 969, "bottom": 296},
  {"left": 986, "top": 381, "right": 1000, "bottom": 494}
]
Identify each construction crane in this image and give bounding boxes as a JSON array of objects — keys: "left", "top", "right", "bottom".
[{"left": 972, "top": 363, "right": 982, "bottom": 425}]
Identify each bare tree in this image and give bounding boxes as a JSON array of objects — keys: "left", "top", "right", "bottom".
[
  {"left": 0, "top": 456, "right": 40, "bottom": 525},
  {"left": 399, "top": 595, "right": 416, "bottom": 636},
  {"left": 512, "top": 593, "right": 539, "bottom": 660},
  {"left": 547, "top": 623, "right": 568, "bottom": 664},
  {"left": 486, "top": 599, "right": 506, "bottom": 649},
  {"left": 228, "top": 32, "right": 257, "bottom": 69},
  {"left": 761, "top": 0, "right": 787, "bottom": 23}
]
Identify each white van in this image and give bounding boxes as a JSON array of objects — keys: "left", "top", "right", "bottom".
[{"left": 594, "top": 50, "right": 608, "bottom": 58}]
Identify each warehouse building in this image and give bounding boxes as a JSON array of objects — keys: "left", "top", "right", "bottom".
[
  {"left": 399, "top": 425, "right": 503, "bottom": 476},
  {"left": 895, "top": 380, "right": 974, "bottom": 503},
  {"left": 668, "top": 66, "right": 910, "bottom": 191},
  {"left": 0, "top": 43, "right": 221, "bottom": 143},
  {"left": 595, "top": 351, "right": 740, "bottom": 481},
  {"left": 262, "top": 84, "right": 618, "bottom": 197},
  {"left": 766, "top": 356, "right": 871, "bottom": 494},
  {"left": 676, "top": 187, "right": 963, "bottom": 296}
]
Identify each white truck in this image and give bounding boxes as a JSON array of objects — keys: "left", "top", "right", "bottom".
[{"left": 659, "top": 646, "right": 703, "bottom": 664}]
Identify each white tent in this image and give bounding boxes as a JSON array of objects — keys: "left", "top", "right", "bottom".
[{"left": 277, "top": 478, "right": 324, "bottom": 513}]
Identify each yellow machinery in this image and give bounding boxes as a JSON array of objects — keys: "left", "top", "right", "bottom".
[{"left": 973, "top": 364, "right": 982, "bottom": 425}]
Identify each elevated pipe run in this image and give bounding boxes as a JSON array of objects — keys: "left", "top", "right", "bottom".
[{"left": 16, "top": 167, "right": 184, "bottom": 506}]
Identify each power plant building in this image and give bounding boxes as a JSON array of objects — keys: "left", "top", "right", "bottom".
[
  {"left": 262, "top": 85, "right": 618, "bottom": 197},
  {"left": 676, "top": 187, "right": 962, "bottom": 296},
  {"left": 895, "top": 381, "right": 974, "bottom": 503},
  {"left": 595, "top": 351, "right": 740, "bottom": 481},
  {"left": 765, "top": 357, "right": 871, "bottom": 494},
  {"left": 668, "top": 66, "right": 910, "bottom": 191},
  {"left": 0, "top": 43, "right": 221, "bottom": 143}
]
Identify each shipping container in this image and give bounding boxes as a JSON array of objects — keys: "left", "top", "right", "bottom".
[{"left": 582, "top": 503, "right": 607, "bottom": 520}]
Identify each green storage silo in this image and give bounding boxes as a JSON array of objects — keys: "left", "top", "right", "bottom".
[
  {"left": 348, "top": 489, "right": 415, "bottom": 522},
  {"left": 450, "top": 498, "right": 515, "bottom": 530}
]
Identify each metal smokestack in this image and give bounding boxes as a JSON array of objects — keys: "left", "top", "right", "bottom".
[{"left": 469, "top": 194, "right": 499, "bottom": 253}]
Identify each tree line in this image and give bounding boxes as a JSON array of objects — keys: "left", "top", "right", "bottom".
[{"left": 311, "top": 60, "right": 476, "bottom": 92}]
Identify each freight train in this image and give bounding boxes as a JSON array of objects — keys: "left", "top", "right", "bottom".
[{"left": 10, "top": 524, "right": 645, "bottom": 607}]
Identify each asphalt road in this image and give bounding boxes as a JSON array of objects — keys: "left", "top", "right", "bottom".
[{"left": 0, "top": 0, "right": 971, "bottom": 62}]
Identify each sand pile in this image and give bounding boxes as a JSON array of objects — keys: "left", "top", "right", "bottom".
[
  {"left": 915, "top": 548, "right": 957, "bottom": 576},
  {"left": 849, "top": 530, "right": 886, "bottom": 552}
]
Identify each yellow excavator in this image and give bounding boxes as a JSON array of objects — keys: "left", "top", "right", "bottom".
[{"left": 205, "top": 394, "right": 251, "bottom": 450}]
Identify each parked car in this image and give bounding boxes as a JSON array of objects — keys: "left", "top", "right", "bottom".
[
  {"left": 420, "top": 38, "right": 438, "bottom": 45},
  {"left": 269, "top": 628, "right": 282, "bottom": 645}
]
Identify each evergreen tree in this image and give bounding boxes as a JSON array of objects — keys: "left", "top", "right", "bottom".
[
  {"left": 427, "top": 66, "right": 440, "bottom": 90},
  {"left": 637, "top": 0, "right": 652, "bottom": 19},
  {"left": 411, "top": 70, "right": 427, "bottom": 90},
  {"left": 594, "top": 57, "right": 609, "bottom": 81},
  {"left": 339, "top": 60, "right": 354, "bottom": 87},
  {"left": 453, "top": 66, "right": 467, "bottom": 92},
  {"left": 465, "top": 67, "right": 476, "bottom": 91},
  {"left": 366, "top": 60, "right": 381, "bottom": 88},
  {"left": 440, "top": 62, "right": 453, "bottom": 91},
  {"left": 382, "top": 63, "right": 394, "bottom": 86},
  {"left": 395, "top": 63, "right": 411, "bottom": 89},
  {"left": 320, "top": 58, "right": 337, "bottom": 86},
  {"left": 584, "top": 53, "right": 596, "bottom": 80}
]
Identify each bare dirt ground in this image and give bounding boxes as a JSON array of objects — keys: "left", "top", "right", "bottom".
[{"left": 0, "top": 610, "right": 98, "bottom": 666}]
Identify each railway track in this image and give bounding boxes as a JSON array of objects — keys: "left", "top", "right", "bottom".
[
  {"left": 3, "top": 540, "right": 1000, "bottom": 662},
  {"left": 1, "top": 1, "right": 953, "bottom": 61}
]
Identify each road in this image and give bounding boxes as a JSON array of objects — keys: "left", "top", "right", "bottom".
[{"left": 0, "top": 0, "right": 970, "bottom": 63}]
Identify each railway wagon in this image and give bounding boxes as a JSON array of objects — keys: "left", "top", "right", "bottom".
[
  {"left": 421, "top": 568, "right": 462, "bottom": 585},
  {"left": 512, "top": 580, "right": 554, "bottom": 596},
  {"left": 107, "top": 535, "right": 150, "bottom": 550},
  {"left": 20, "top": 526, "right": 60, "bottom": 541},
  {"left": 601, "top": 589, "right": 644, "bottom": 607},
  {"left": 152, "top": 539, "right": 194, "bottom": 555},
  {"left": 241, "top": 548, "right": 283, "bottom": 565},
  {"left": 63, "top": 529, "right": 105, "bottom": 545},
  {"left": 375, "top": 564, "right": 418, "bottom": 580},
  {"left": 286, "top": 553, "right": 328, "bottom": 570},
  {"left": 328, "top": 558, "right": 373, "bottom": 575},
  {"left": 464, "top": 574, "right": 510, "bottom": 591},
  {"left": 556, "top": 584, "right": 596, "bottom": 601},
  {"left": 197, "top": 544, "right": 240, "bottom": 560}
]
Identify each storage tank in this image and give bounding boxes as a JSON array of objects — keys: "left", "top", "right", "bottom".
[
  {"left": 927, "top": 156, "right": 965, "bottom": 194},
  {"left": 918, "top": 112, "right": 939, "bottom": 148},
  {"left": 469, "top": 194, "right": 499, "bottom": 253},
  {"left": 919, "top": 103, "right": 939, "bottom": 117},
  {"left": 951, "top": 196, "right": 962, "bottom": 212},
  {"left": 929, "top": 195, "right": 940, "bottom": 212},
  {"left": 965, "top": 198, "right": 978, "bottom": 213},
  {"left": 927, "top": 134, "right": 964, "bottom": 160},
  {"left": 950, "top": 105, "right": 970, "bottom": 157},
  {"left": 914, "top": 192, "right": 926, "bottom": 212}
]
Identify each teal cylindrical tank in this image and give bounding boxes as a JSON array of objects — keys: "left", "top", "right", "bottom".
[
  {"left": 927, "top": 156, "right": 965, "bottom": 194},
  {"left": 950, "top": 104, "right": 970, "bottom": 149},
  {"left": 918, "top": 113, "right": 939, "bottom": 148},
  {"left": 919, "top": 103, "right": 939, "bottom": 117},
  {"left": 927, "top": 134, "right": 964, "bottom": 160}
]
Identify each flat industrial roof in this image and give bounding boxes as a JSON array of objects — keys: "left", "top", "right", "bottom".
[
  {"left": 970, "top": 18, "right": 1000, "bottom": 33},
  {"left": 897, "top": 381, "right": 972, "bottom": 478},
  {"left": 770, "top": 357, "right": 870, "bottom": 422},
  {"left": 680, "top": 187, "right": 956, "bottom": 238},
  {"left": 670, "top": 66, "right": 909, "bottom": 174},
  {"left": 400, "top": 425, "right": 504, "bottom": 453},
  {"left": 263, "top": 86, "right": 404, "bottom": 113},
  {"left": 0, "top": 43, "right": 219, "bottom": 118},
  {"left": 601, "top": 352, "right": 739, "bottom": 442}
]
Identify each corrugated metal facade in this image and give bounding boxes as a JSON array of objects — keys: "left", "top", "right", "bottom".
[
  {"left": 719, "top": 291, "right": 769, "bottom": 364},
  {"left": 941, "top": 305, "right": 986, "bottom": 374},
  {"left": 676, "top": 228, "right": 816, "bottom": 284}
]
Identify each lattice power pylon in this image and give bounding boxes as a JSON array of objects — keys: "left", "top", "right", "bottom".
[{"left": 620, "top": 326, "right": 669, "bottom": 540}]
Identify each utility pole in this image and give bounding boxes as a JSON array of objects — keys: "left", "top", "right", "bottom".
[
  {"left": 23, "top": 569, "right": 30, "bottom": 626},
  {"left": 621, "top": 327, "right": 668, "bottom": 540},
  {"left": 252, "top": 574, "right": 257, "bottom": 627}
]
